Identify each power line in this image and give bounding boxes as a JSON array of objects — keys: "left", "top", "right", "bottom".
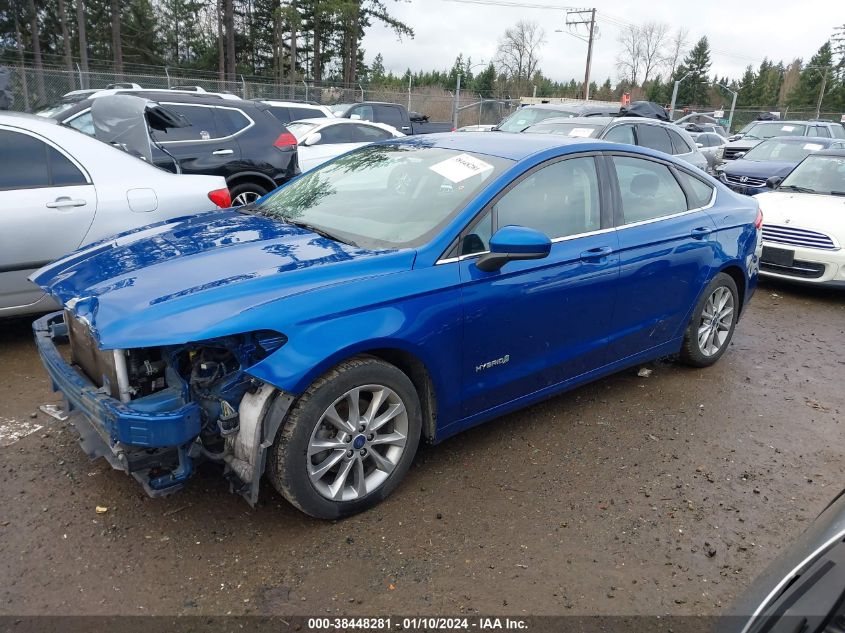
[{"left": 439, "top": 0, "right": 575, "bottom": 10}]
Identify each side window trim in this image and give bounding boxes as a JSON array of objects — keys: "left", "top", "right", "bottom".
[
  {"left": 156, "top": 103, "right": 255, "bottom": 144},
  {"left": 436, "top": 152, "right": 613, "bottom": 264},
  {"left": 602, "top": 150, "right": 711, "bottom": 229},
  {"left": 0, "top": 124, "right": 92, "bottom": 187}
]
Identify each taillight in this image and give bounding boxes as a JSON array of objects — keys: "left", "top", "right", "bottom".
[
  {"left": 754, "top": 207, "right": 763, "bottom": 230},
  {"left": 273, "top": 131, "right": 298, "bottom": 148},
  {"left": 208, "top": 187, "right": 231, "bottom": 208}
]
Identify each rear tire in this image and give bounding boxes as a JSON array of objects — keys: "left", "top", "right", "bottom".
[
  {"left": 266, "top": 356, "right": 422, "bottom": 519},
  {"left": 679, "top": 272, "right": 739, "bottom": 368},
  {"left": 229, "top": 182, "right": 269, "bottom": 207}
]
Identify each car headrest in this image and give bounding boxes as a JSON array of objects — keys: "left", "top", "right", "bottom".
[{"left": 631, "top": 173, "right": 659, "bottom": 196}]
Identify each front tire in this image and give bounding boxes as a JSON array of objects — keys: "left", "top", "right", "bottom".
[
  {"left": 266, "top": 357, "right": 422, "bottom": 519},
  {"left": 679, "top": 272, "right": 739, "bottom": 368}
]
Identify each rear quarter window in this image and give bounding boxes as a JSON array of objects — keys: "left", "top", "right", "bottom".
[
  {"left": 668, "top": 129, "right": 693, "bottom": 154},
  {"left": 675, "top": 170, "right": 714, "bottom": 208},
  {"left": 215, "top": 107, "right": 251, "bottom": 136},
  {"left": 289, "top": 106, "right": 325, "bottom": 121}
]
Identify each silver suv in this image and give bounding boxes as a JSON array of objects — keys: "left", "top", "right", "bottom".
[
  {"left": 523, "top": 116, "right": 709, "bottom": 171},
  {"left": 716, "top": 119, "right": 845, "bottom": 166}
]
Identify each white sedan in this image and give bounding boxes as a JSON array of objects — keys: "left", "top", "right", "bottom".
[
  {"left": 754, "top": 149, "right": 845, "bottom": 287},
  {"left": 0, "top": 112, "right": 230, "bottom": 316},
  {"left": 287, "top": 118, "right": 403, "bottom": 172}
]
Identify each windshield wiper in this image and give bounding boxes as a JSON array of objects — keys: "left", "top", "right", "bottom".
[
  {"left": 287, "top": 220, "right": 358, "bottom": 247},
  {"left": 778, "top": 185, "right": 817, "bottom": 194}
]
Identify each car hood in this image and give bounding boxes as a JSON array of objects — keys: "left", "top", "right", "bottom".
[
  {"left": 31, "top": 210, "right": 414, "bottom": 349},
  {"left": 724, "top": 139, "right": 762, "bottom": 151},
  {"left": 754, "top": 191, "right": 845, "bottom": 240},
  {"left": 724, "top": 160, "right": 796, "bottom": 179}
]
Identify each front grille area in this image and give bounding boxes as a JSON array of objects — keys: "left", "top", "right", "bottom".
[
  {"left": 761, "top": 260, "right": 826, "bottom": 279},
  {"left": 66, "top": 310, "right": 120, "bottom": 397},
  {"left": 762, "top": 224, "right": 837, "bottom": 250},
  {"left": 725, "top": 173, "right": 767, "bottom": 187},
  {"left": 723, "top": 147, "right": 748, "bottom": 160}
]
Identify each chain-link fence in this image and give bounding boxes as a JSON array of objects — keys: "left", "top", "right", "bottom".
[{"left": 3, "top": 61, "right": 520, "bottom": 128}]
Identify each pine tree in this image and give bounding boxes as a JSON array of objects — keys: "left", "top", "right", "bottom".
[{"left": 674, "top": 36, "right": 711, "bottom": 107}]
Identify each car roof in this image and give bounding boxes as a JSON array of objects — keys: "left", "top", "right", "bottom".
[
  {"left": 815, "top": 149, "right": 845, "bottom": 157},
  {"left": 0, "top": 111, "right": 58, "bottom": 125},
  {"left": 259, "top": 100, "right": 325, "bottom": 107},
  {"left": 762, "top": 136, "right": 837, "bottom": 145},
  {"left": 531, "top": 116, "right": 612, "bottom": 126},
  {"left": 394, "top": 131, "right": 608, "bottom": 160}
]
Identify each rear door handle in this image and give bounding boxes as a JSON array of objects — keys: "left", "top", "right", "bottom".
[
  {"left": 46, "top": 197, "right": 87, "bottom": 209},
  {"left": 690, "top": 227, "right": 713, "bottom": 239},
  {"left": 580, "top": 246, "right": 614, "bottom": 262},
  {"left": 212, "top": 149, "right": 234, "bottom": 156}
]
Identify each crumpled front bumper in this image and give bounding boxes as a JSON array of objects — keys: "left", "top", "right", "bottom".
[{"left": 33, "top": 311, "right": 202, "bottom": 493}]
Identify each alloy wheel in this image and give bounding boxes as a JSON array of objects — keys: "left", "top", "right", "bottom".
[
  {"left": 697, "top": 286, "right": 735, "bottom": 357},
  {"left": 307, "top": 385, "right": 409, "bottom": 501},
  {"left": 232, "top": 191, "right": 261, "bottom": 206}
]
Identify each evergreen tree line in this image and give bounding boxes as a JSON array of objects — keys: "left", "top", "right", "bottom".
[{"left": 1, "top": 1, "right": 843, "bottom": 114}]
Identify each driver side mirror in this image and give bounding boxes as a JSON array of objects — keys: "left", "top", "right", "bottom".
[
  {"left": 728, "top": 134, "right": 741, "bottom": 142},
  {"left": 696, "top": 142, "right": 704, "bottom": 148},
  {"left": 476, "top": 225, "right": 551, "bottom": 272},
  {"left": 766, "top": 176, "right": 783, "bottom": 189},
  {"left": 303, "top": 132, "right": 321, "bottom": 147}
]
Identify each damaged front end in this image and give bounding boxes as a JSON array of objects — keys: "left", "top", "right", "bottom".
[{"left": 34, "top": 310, "right": 293, "bottom": 505}]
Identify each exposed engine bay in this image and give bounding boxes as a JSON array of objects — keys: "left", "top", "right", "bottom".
[{"left": 63, "top": 309, "right": 288, "bottom": 501}]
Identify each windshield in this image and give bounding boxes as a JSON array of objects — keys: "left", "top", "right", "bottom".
[
  {"left": 36, "top": 102, "right": 78, "bottom": 118},
  {"left": 741, "top": 122, "right": 807, "bottom": 141},
  {"left": 497, "top": 107, "right": 578, "bottom": 132},
  {"left": 329, "top": 103, "right": 355, "bottom": 116},
  {"left": 524, "top": 122, "right": 603, "bottom": 137},
  {"left": 252, "top": 143, "right": 512, "bottom": 249},
  {"left": 743, "top": 139, "right": 826, "bottom": 163},
  {"left": 779, "top": 154, "right": 845, "bottom": 195},
  {"left": 287, "top": 121, "right": 319, "bottom": 142}
]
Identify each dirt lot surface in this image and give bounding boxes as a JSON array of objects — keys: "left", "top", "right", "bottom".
[{"left": 0, "top": 280, "right": 843, "bottom": 619}]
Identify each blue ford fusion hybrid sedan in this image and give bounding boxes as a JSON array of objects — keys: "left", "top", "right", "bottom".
[{"left": 32, "top": 133, "right": 762, "bottom": 518}]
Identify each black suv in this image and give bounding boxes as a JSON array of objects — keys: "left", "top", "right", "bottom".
[{"left": 47, "top": 91, "right": 299, "bottom": 205}]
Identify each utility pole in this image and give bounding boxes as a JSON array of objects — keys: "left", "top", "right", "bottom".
[
  {"left": 815, "top": 68, "right": 828, "bottom": 120},
  {"left": 453, "top": 73, "right": 462, "bottom": 130},
  {"left": 565, "top": 8, "right": 597, "bottom": 101}
]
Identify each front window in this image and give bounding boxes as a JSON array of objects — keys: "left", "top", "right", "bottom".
[
  {"left": 497, "top": 107, "right": 578, "bottom": 132},
  {"left": 779, "top": 154, "right": 845, "bottom": 195},
  {"left": 524, "top": 122, "right": 603, "bottom": 137},
  {"left": 741, "top": 122, "right": 807, "bottom": 140},
  {"left": 252, "top": 144, "right": 512, "bottom": 248},
  {"left": 742, "top": 139, "right": 826, "bottom": 163}
]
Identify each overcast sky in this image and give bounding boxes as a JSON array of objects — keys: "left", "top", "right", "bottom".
[{"left": 362, "top": 0, "right": 836, "bottom": 86}]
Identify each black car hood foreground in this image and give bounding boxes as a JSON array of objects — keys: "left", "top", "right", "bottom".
[
  {"left": 723, "top": 490, "right": 845, "bottom": 633},
  {"left": 30, "top": 210, "right": 414, "bottom": 349}
]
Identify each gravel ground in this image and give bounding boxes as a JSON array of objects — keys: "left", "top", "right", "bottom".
[{"left": 0, "top": 280, "right": 842, "bottom": 618}]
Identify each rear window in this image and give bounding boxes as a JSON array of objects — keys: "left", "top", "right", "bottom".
[
  {"left": 215, "top": 107, "right": 251, "bottom": 136},
  {"left": 289, "top": 106, "right": 325, "bottom": 121},
  {"left": 668, "top": 129, "right": 693, "bottom": 154}
]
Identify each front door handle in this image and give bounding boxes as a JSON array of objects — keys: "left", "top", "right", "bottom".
[
  {"left": 46, "top": 197, "right": 87, "bottom": 209},
  {"left": 580, "top": 246, "right": 614, "bottom": 262},
  {"left": 401, "top": 126, "right": 411, "bottom": 132},
  {"left": 690, "top": 227, "right": 713, "bottom": 240},
  {"left": 212, "top": 149, "right": 234, "bottom": 156}
]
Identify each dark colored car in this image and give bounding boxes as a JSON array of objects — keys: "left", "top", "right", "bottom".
[
  {"left": 495, "top": 103, "right": 620, "bottom": 132},
  {"left": 31, "top": 133, "right": 761, "bottom": 518},
  {"left": 329, "top": 101, "right": 453, "bottom": 135},
  {"left": 726, "top": 489, "right": 845, "bottom": 633},
  {"left": 719, "top": 136, "right": 843, "bottom": 196},
  {"left": 47, "top": 91, "right": 299, "bottom": 206}
]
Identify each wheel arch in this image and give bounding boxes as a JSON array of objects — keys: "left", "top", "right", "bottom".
[
  {"left": 717, "top": 263, "right": 747, "bottom": 317},
  {"left": 225, "top": 171, "right": 278, "bottom": 193}
]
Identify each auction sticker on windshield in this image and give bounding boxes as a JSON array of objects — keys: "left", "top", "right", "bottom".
[
  {"left": 430, "top": 153, "right": 494, "bottom": 183},
  {"left": 569, "top": 128, "right": 595, "bottom": 137},
  {"left": 803, "top": 143, "right": 824, "bottom": 151}
]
